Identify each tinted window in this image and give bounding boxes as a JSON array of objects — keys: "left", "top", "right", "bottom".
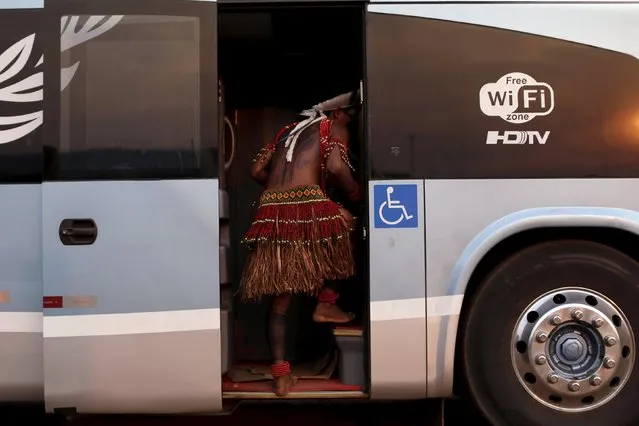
[
  {"left": 0, "top": 10, "right": 43, "bottom": 183},
  {"left": 48, "top": 14, "right": 216, "bottom": 180},
  {"left": 367, "top": 12, "right": 639, "bottom": 179}
]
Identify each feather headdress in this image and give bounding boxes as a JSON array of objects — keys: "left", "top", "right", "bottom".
[{"left": 283, "top": 90, "right": 360, "bottom": 162}]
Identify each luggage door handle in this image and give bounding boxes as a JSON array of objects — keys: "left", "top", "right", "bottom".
[{"left": 59, "top": 218, "right": 98, "bottom": 245}]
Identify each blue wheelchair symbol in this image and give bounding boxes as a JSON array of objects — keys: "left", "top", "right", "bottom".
[{"left": 373, "top": 184, "right": 418, "bottom": 229}]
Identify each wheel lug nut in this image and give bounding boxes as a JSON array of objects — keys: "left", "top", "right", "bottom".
[
  {"left": 547, "top": 373, "right": 559, "bottom": 384},
  {"left": 535, "top": 354, "right": 548, "bottom": 365},
  {"left": 568, "top": 381, "right": 581, "bottom": 392},
  {"left": 604, "top": 357, "right": 616, "bottom": 369},
  {"left": 592, "top": 317, "right": 604, "bottom": 328},
  {"left": 536, "top": 332, "right": 548, "bottom": 343},
  {"left": 590, "top": 376, "right": 602, "bottom": 386},
  {"left": 550, "top": 315, "right": 562, "bottom": 325},
  {"left": 604, "top": 336, "right": 617, "bottom": 346},
  {"left": 571, "top": 309, "right": 584, "bottom": 320}
]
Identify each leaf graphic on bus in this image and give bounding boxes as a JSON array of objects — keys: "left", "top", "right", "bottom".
[
  {"left": 0, "top": 34, "right": 42, "bottom": 103},
  {"left": 0, "top": 15, "right": 122, "bottom": 144},
  {"left": 61, "top": 15, "right": 123, "bottom": 52},
  {"left": 61, "top": 62, "right": 79, "bottom": 92},
  {"left": 60, "top": 15, "right": 123, "bottom": 90},
  {"left": 0, "top": 34, "right": 42, "bottom": 144},
  {"left": 0, "top": 112, "right": 42, "bottom": 145},
  {"left": 0, "top": 34, "right": 34, "bottom": 86},
  {"left": 0, "top": 72, "right": 43, "bottom": 103}
]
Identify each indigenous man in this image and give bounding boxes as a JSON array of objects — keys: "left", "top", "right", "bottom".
[{"left": 240, "top": 91, "right": 362, "bottom": 396}]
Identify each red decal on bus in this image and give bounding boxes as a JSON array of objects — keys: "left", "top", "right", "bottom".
[{"left": 43, "top": 296, "right": 63, "bottom": 309}]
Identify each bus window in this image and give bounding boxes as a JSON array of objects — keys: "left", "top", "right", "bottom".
[
  {"left": 50, "top": 15, "right": 217, "bottom": 180},
  {"left": 367, "top": 10, "right": 639, "bottom": 180}
]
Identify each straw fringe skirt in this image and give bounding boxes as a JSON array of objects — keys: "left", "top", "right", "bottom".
[{"left": 240, "top": 185, "right": 355, "bottom": 301}]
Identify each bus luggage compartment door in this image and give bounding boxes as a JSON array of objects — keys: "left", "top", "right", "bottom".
[{"left": 42, "top": 1, "right": 222, "bottom": 414}]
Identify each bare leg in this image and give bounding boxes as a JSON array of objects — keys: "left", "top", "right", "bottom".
[
  {"left": 313, "top": 207, "right": 357, "bottom": 324},
  {"left": 269, "top": 294, "right": 297, "bottom": 396},
  {"left": 313, "top": 286, "right": 355, "bottom": 323}
]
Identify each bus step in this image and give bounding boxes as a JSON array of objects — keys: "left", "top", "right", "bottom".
[
  {"left": 333, "top": 326, "right": 365, "bottom": 389},
  {"left": 223, "top": 376, "right": 365, "bottom": 399}
]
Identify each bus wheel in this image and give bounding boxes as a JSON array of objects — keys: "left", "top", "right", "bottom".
[{"left": 460, "top": 240, "right": 639, "bottom": 426}]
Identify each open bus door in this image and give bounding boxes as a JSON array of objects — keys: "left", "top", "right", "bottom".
[{"left": 41, "top": 0, "right": 223, "bottom": 414}]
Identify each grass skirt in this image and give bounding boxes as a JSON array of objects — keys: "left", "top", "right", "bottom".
[{"left": 240, "top": 185, "right": 355, "bottom": 301}]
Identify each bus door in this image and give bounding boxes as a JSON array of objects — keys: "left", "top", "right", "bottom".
[
  {"left": 0, "top": 4, "right": 44, "bottom": 403},
  {"left": 41, "top": 0, "right": 222, "bottom": 414}
]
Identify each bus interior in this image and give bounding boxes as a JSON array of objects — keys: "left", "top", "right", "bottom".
[{"left": 217, "top": 4, "right": 368, "bottom": 398}]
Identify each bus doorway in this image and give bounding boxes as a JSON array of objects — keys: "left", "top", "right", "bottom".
[{"left": 217, "top": 4, "right": 368, "bottom": 399}]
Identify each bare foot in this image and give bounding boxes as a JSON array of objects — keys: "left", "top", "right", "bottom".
[
  {"left": 313, "top": 302, "right": 355, "bottom": 323},
  {"left": 274, "top": 374, "right": 297, "bottom": 397}
]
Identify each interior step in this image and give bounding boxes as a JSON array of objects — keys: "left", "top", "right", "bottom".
[
  {"left": 223, "top": 391, "right": 368, "bottom": 400},
  {"left": 223, "top": 391, "right": 368, "bottom": 399},
  {"left": 332, "top": 325, "right": 363, "bottom": 337},
  {"left": 333, "top": 326, "right": 365, "bottom": 388},
  {"left": 222, "top": 377, "right": 366, "bottom": 399}
]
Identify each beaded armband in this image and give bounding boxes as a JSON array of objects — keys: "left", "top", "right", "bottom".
[
  {"left": 323, "top": 137, "right": 355, "bottom": 172},
  {"left": 251, "top": 144, "right": 275, "bottom": 164},
  {"left": 320, "top": 136, "right": 355, "bottom": 175}
]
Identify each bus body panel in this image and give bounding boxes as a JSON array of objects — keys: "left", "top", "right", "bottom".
[
  {"left": 42, "top": 180, "right": 222, "bottom": 414},
  {"left": 1, "top": 0, "right": 638, "bottom": 412},
  {"left": 427, "top": 180, "right": 639, "bottom": 397},
  {"left": 0, "top": 5, "right": 45, "bottom": 403},
  {"left": 367, "top": 2, "right": 639, "bottom": 397},
  {"left": 369, "top": 0, "right": 622, "bottom": 3},
  {"left": 367, "top": 179, "right": 427, "bottom": 400},
  {"left": 366, "top": 4, "right": 639, "bottom": 180},
  {"left": 0, "top": 186, "right": 43, "bottom": 403}
]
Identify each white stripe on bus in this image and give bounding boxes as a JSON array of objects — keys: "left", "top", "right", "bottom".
[
  {"left": 3, "top": 297, "right": 460, "bottom": 336},
  {"left": 0, "top": 312, "right": 42, "bottom": 333},
  {"left": 43, "top": 308, "right": 220, "bottom": 338}
]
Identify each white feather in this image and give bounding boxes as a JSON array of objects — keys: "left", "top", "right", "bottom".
[
  {"left": 282, "top": 91, "right": 354, "bottom": 162},
  {"left": 285, "top": 116, "right": 323, "bottom": 162}
]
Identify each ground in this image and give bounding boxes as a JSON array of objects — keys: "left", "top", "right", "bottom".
[{"left": 0, "top": 399, "right": 492, "bottom": 426}]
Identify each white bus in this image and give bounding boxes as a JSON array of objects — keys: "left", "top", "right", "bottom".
[{"left": 1, "top": 0, "right": 638, "bottom": 425}]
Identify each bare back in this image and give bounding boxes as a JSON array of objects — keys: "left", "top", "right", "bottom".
[{"left": 266, "top": 122, "right": 322, "bottom": 191}]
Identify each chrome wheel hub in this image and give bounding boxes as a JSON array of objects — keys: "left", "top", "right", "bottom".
[{"left": 511, "top": 287, "right": 635, "bottom": 412}]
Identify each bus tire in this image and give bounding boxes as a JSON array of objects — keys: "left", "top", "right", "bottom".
[{"left": 460, "top": 240, "right": 639, "bottom": 426}]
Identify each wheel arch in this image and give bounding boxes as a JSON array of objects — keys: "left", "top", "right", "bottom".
[{"left": 441, "top": 207, "right": 639, "bottom": 396}]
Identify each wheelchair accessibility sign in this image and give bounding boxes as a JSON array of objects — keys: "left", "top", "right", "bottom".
[{"left": 373, "top": 184, "right": 418, "bottom": 229}]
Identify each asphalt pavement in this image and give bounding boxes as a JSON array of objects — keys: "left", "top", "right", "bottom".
[{"left": 0, "top": 399, "right": 492, "bottom": 426}]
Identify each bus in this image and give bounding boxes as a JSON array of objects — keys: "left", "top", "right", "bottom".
[{"left": 1, "top": 0, "right": 638, "bottom": 425}]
